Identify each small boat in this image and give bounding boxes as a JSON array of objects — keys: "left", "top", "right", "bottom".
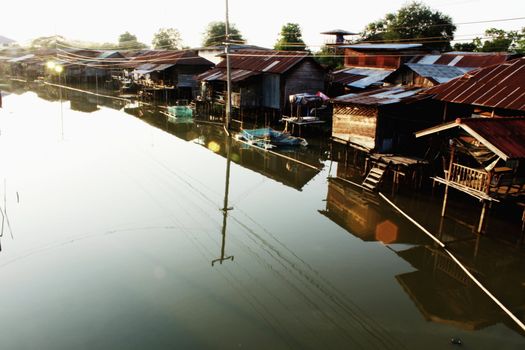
[
  {"left": 164, "top": 105, "right": 193, "bottom": 123},
  {"left": 236, "top": 127, "right": 307, "bottom": 149}
]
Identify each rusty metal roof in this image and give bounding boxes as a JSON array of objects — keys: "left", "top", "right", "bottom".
[
  {"left": 125, "top": 50, "right": 214, "bottom": 68},
  {"left": 197, "top": 67, "right": 259, "bottom": 83},
  {"left": 424, "top": 58, "right": 525, "bottom": 112},
  {"left": 411, "top": 52, "right": 509, "bottom": 68},
  {"left": 341, "top": 43, "right": 423, "bottom": 50},
  {"left": 415, "top": 117, "right": 525, "bottom": 160},
  {"left": 332, "top": 72, "right": 366, "bottom": 85},
  {"left": 333, "top": 86, "right": 426, "bottom": 106},
  {"left": 215, "top": 50, "right": 312, "bottom": 74}
]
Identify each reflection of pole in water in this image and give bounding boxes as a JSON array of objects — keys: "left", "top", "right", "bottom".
[{"left": 212, "top": 135, "right": 234, "bottom": 266}]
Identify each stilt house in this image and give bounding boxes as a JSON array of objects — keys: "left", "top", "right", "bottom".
[{"left": 197, "top": 49, "right": 326, "bottom": 115}]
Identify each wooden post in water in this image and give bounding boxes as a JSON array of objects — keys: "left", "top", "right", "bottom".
[
  {"left": 477, "top": 201, "right": 487, "bottom": 233},
  {"left": 477, "top": 171, "right": 493, "bottom": 234},
  {"left": 441, "top": 143, "right": 455, "bottom": 217}
]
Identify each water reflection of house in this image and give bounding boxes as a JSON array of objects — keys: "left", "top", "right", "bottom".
[
  {"left": 319, "top": 171, "right": 525, "bottom": 334},
  {"left": 68, "top": 90, "right": 99, "bottom": 113},
  {"left": 196, "top": 125, "right": 323, "bottom": 191},
  {"left": 395, "top": 242, "right": 525, "bottom": 333},
  {"left": 319, "top": 176, "right": 428, "bottom": 245}
]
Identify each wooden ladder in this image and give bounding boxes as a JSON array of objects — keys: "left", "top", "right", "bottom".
[{"left": 362, "top": 163, "right": 387, "bottom": 191}]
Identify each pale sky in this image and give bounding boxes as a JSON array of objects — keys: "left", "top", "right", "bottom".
[{"left": 1, "top": 0, "right": 524, "bottom": 49}]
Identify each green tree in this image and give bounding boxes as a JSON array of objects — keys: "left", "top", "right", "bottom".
[
  {"left": 274, "top": 23, "right": 307, "bottom": 51},
  {"left": 152, "top": 28, "right": 182, "bottom": 50},
  {"left": 476, "top": 28, "right": 523, "bottom": 52},
  {"left": 118, "top": 32, "right": 147, "bottom": 49},
  {"left": 30, "top": 35, "right": 65, "bottom": 49},
  {"left": 362, "top": 1, "right": 456, "bottom": 51},
  {"left": 452, "top": 42, "right": 477, "bottom": 52},
  {"left": 313, "top": 46, "right": 344, "bottom": 69},
  {"left": 202, "top": 21, "right": 244, "bottom": 47},
  {"left": 517, "top": 28, "right": 525, "bottom": 53}
]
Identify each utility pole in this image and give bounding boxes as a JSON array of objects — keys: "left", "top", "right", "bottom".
[
  {"left": 224, "top": 0, "right": 232, "bottom": 132},
  {"left": 212, "top": 0, "right": 235, "bottom": 267}
]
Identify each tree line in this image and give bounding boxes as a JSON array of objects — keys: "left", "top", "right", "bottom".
[{"left": 27, "top": 2, "right": 525, "bottom": 65}]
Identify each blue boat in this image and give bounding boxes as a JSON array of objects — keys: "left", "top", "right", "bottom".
[
  {"left": 167, "top": 105, "right": 193, "bottom": 119},
  {"left": 236, "top": 127, "right": 308, "bottom": 149}
]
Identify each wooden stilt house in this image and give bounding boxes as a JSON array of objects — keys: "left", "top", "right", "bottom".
[{"left": 197, "top": 49, "right": 326, "bottom": 119}]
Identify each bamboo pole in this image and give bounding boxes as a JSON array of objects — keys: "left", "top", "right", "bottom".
[{"left": 379, "top": 192, "right": 525, "bottom": 333}]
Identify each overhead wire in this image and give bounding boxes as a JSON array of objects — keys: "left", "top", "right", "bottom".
[{"left": 24, "top": 15, "right": 525, "bottom": 53}]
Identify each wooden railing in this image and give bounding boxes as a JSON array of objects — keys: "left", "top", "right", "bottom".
[{"left": 445, "top": 163, "right": 489, "bottom": 193}]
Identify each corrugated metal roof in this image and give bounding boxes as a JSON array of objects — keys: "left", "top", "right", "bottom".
[
  {"left": 198, "top": 67, "right": 259, "bottom": 83},
  {"left": 405, "top": 63, "right": 472, "bottom": 83},
  {"left": 456, "top": 118, "right": 525, "bottom": 160},
  {"left": 216, "top": 50, "right": 311, "bottom": 74},
  {"left": 333, "top": 86, "right": 426, "bottom": 106},
  {"left": 341, "top": 43, "right": 423, "bottom": 50},
  {"left": 132, "top": 63, "right": 175, "bottom": 75},
  {"left": 7, "top": 54, "right": 35, "bottom": 63},
  {"left": 97, "top": 51, "right": 124, "bottom": 59},
  {"left": 125, "top": 50, "right": 214, "bottom": 68},
  {"left": 415, "top": 117, "right": 525, "bottom": 160},
  {"left": 411, "top": 53, "right": 509, "bottom": 68},
  {"left": 424, "top": 58, "right": 525, "bottom": 112},
  {"left": 332, "top": 67, "right": 394, "bottom": 89},
  {"left": 332, "top": 72, "right": 366, "bottom": 85}
]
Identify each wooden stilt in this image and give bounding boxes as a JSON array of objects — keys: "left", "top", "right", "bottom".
[
  {"left": 441, "top": 185, "right": 449, "bottom": 217},
  {"left": 477, "top": 200, "right": 487, "bottom": 233}
]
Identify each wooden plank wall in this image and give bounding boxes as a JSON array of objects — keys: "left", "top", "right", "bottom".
[
  {"left": 283, "top": 60, "right": 326, "bottom": 109},
  {"left": 332, "top": 104, "right": 377, "bottom": 150}
]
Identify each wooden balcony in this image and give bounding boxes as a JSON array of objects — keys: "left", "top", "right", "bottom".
[
  {"left": 435, "top": 163, "right": 492, "bottom": 201},
  {"left": 445, "top": 163, "right": 489, "bottom": 193},
  {"left": 437, "top": 163, "right": 525, "bottom": 200}
]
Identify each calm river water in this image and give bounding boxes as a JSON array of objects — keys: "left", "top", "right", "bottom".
[{"left": 0, "top": 83, "right": 524, "bottom": 349}]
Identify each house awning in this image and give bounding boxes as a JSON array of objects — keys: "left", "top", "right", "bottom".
[
  {"left": 198, "top": 68, "right": 260, "bottom": 83},
  {"left": 415, "top": 117, "right": 525, "bottom": 161}
]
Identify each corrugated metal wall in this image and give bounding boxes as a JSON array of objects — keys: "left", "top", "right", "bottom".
[{"left": 262, "top": 74, "right": 280, "bottom": 109}]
